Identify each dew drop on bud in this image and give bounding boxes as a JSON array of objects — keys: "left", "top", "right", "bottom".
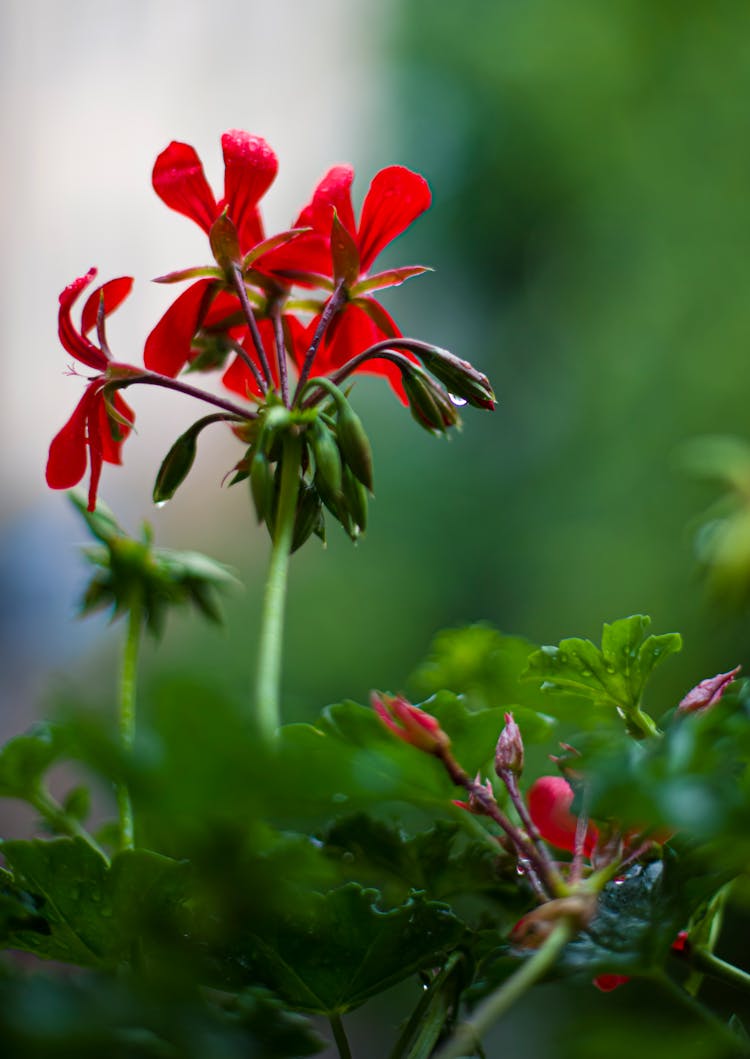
[
  {"left": 449, "top": 392, "right": 468, "bottom": 407},
  {"left": 155, "top": 499, "right": 169, "bottom": 509}
]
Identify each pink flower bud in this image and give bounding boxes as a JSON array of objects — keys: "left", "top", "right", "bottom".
[
  {"left": 371, "top": 692, "right": 450, "bottom": 754},
  {"left": 677, "top": 666, "right": 741, "bottom": 715},
  {"left": 495, "top": 712, "right": 524, "bottom": 775}
]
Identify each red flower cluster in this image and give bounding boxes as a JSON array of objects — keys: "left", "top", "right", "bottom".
[
  {"left": 48, "top": 131, "right": 492, "bottom": 513},
  {"left": 144, "top": 130, "right": 432, "bottom": 401}
]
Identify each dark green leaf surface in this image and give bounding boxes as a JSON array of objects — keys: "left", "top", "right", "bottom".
[
  {"left": 0, "top": 839, "right": 188, "bottom": 967},
  {"left": 226, "top": 883, "right": 464, "bottom": 1014}
]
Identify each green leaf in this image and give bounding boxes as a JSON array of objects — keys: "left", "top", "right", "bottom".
[
  {"left": 410, "top": 624, "right": 552, "bottom": 715},
  {"left": 321, "top": 815, "right": 519, "bottom": 916},
  {"left": 71, "top": 495, "right": 239, "bottom": 635},
  {"left": 276, "top": 693, "right": 527, "bottom": 828},
  {"left": 0, "top": 839, "right": 188, "bottom": 967},
  {"left": 522, "top": 615, "right": 681, "bottom": 723},
  {"left": 226, "top": 883, "right": 464, "bottom": 1015},
  {"left": 0, "top": 723, "right": 61, "bottom": 801}
]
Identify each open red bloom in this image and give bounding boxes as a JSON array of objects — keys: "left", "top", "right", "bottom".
[
  {"left": 278, "top": 164, "right": 432, "bottom": 400},
  {"left": 527, "top": 775, "right": 599, "bottom": 856},
  {"left": 146, "top": 131, "right": 280, "bottom": 378},
  {"left": 46, "top": 269, "right": 136, "bottom": 511},
  {"left": 152, "top": 130, "right": 277, "bottom": 254}
]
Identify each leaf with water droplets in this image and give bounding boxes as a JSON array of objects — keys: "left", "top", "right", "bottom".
[{"left": 522, "top": 615, "right": 681, "bottom": 724}]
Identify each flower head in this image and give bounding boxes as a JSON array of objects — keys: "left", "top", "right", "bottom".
[
  {"left": 46, "top": 269, "right": 137, "bottom": 511},
  {"left": 371, "top": 692, "right": 450, "bottom": 754},
  {"left": 283, "top": 163, "right": 432, "bottom": 400}
]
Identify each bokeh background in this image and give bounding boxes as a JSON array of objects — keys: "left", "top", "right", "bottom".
[{"left": 3, "top": 1, "right": 750, "bottom": 1055}]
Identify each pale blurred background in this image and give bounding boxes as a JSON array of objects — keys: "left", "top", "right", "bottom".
[{"left": 3, "top": 2, "right": 750, "bottom": 1054}]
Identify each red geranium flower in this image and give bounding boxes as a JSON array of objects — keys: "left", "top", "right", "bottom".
[
  {"left": 46, "top": 269, "right": 137, "bottom": 511},
  {"left": 145, "top": 131, "right": 280, "bottom": 378},
  {"left": 286, "top": 164, "right": 432, "bottom": 399}
]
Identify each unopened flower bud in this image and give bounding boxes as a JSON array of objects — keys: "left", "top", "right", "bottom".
[
  {"left": 677, "top": 665, "right": 741, "bottom": 715},
  {"left": 495, "top": 712, "right": 524, "bottom": 776},
  {"left": 452, "top": 773, "right": 494, "bottom": 815},
  {"left": 416, "top": 345, "right": 496, "bottom": 410},
  {"left": 336, "top": 400, "right": 374, "bottom": 492},
  {"left": 402, "top": 370, "right": 461, "bottom": 433},
  {"left": 371, "top": 692, "right": 450, "bottom": 754},
  {"left": 510, "top": 894, "right": 596, "bottom": 950}
]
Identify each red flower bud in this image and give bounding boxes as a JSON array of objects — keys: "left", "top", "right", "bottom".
[
  {"left": 495, "top": 712, "right": 524, "bottom": 776},
  {"left": 371, "top": 692, "right": 450, "bottom": 754},
  {"left": 677, "top": 666, "right": 741, "bottom": 715}
]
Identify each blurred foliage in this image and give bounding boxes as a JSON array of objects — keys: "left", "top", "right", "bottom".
[{"left": 2, "top": 618, "right": 750, "bottom": 1054}]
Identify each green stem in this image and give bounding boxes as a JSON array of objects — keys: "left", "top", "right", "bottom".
[
  {"left": 118, "top": 597, "right": 142, "bottom": 851},
  {"left": 254, "top": 433, "right": 302, "bottom": 739},
  {"left": 655, "top": 971, "right": 750, "bottom": 1055},
  {"left": 32, "top": 788, "right": 110, "bottom": 864},
  {"left": 389, "top": 953, "right": 465, "bottom": 1059},
  {"left": 688, "top": 948, "right": 750, "bottom": 997},
  {"left": 329, "top": 1013, "right": 353, "bottom": 1059},
  {"left": 433, "top": 921, "right": 573, "bottom": 1059}
]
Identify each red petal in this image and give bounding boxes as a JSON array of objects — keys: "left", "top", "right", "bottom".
[
  {"left": 221, "top": 131, "right": 277, "bottom": 253},
  {"left": 317, "top": 303, "right": 408, "bottom": 404},
  {"left": 153, "top": 141, "right": 218, "bottom": 233},
  {"left": 357, "top": 166, "right": 431, "bottom": 273},
  {"left": 282, "top": 313, "right": 308, "bottom": 375},
  {"left": 201, "top": 288, "right": 243, "bottom": 330},
  {"left": 58, "top": 269, "right": 108, "bottom": 371},
  {"left": 257, "top": 231, "right": 333, "bottom": 283},
  {"left": 527, "top": 776, "right": 598, "bottom": 856},
  {"left": 81, "top": 276, "right": 134, "bottom": 336},
  {"left": 307, "top": 164, "right": 356, "bottom": 239},
  {"left": 221, "top": 318, "right": 277, "bottom": 398},
  {"left": 144, "top": 280, "right": 216, "bottom": 377},
  {"left": 593, "top": 974, "right": 630, "bottom": 992},
  {"left": 46, "top": 389, "right": 92, "bottom": 489}
]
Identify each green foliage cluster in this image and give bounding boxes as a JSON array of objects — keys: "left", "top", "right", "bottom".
[{"left": 2, "top": 614, "right": 749, "bottom": 1056}]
